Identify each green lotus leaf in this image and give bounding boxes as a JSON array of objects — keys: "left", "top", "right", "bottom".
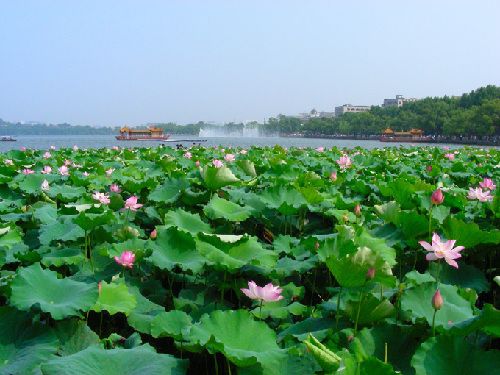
[
  {"left": 404, "top": 270, "right": 435, "bottom": 285},
  {"left": 374, "top": 201, "right": 400, "bottom": 225},
  {"left": 10, "top": 263, "right": 98, "bottom": 319},
  {"left": 17, "top": 174, "right": 48, "bottom": 194},
  {"left": 495, "top": 276, "right": 500, "bottom": 287},
  {"left": 195, "top": 233, "right": 278, "bottom": 271},
  {"left": 356, "top": 323, "right": 420, "bottom": 375},
  {"left": 200, "top": 164, "right": 240, "bottom": 190},
  {"left": 40, "top": 345, "right": 188, "bottom": 375},
  {"left": 39, "top": 221, "right": 85, "bottom": 245},
  {"left": 277, "top": 317, "right": 336, "bottom": 343},
  {"left": 259, "top": 186, "right": 308, "bottom": 215},
  {"left": 252, "top": 301, "right": 307, "bottom": 320},
  {"left": 401, "top": 282, "right": 473, "bottom": 326},
  {"left": 109, "top": 237, "right": 149, "bottom": 258},
  {"left": 32, "top": 203, "right": 58, "bottom": 224},
  {"left": 187, "top": 309, "right": 287, "bottom": 368},
  {"left": 443, "top": 216, "right": 500, "bottom": 248},
  {"left": 91, "top": 280, "right": 137, "bottom": 316},
  {"left": 41, "top": 248, "right": 86, "bottom": 267},
  {"left": 271, "top": 256, "right": 318, "bottom": 278},
  {"left": 399, "top": 211, "right": 429, "bottom": 239},
  {"left": 0, "top": 226, "right": 22, "bottom": 250},
  {"left": 148, "top": 226, "right": 207, "bottom": 274},
  {"left": 436, "top": 261, "right": 489, "bottom": 293},
  {"left": 448, "top": 303, "right": 500, "bottom": 336},
  {"left": 326, "top": 246, "right": 396, "bottom": 288},
  {"left": 151, "top": 310, "right": 193, "bottom": 339},
  {"left": 203, "top": 195, "right": 255, "bottom": 222},
  {"left": 73, "top": 210, "right": 115, "bottom": 231},
  {"left": 164, "top": 208, "right": 212, "bottom": 234},
  {"left": 0, "top": 306, "right": 59, "bottom": 375},
  {"left": 298, "top": 186, "right": 324, "bottom": 205},
  {"left": 351, "top": 226, "right": 397, "bottom": 266},
  {"left": 54, "top": 318, "right": 100, "bottom": 356},
  {"left": 235, "top": 160, "right": 257, "bottom": 177},
  {"left": 344, "top": 295, "right": 396, "bottom": 325},
  {"left": 411, "top": 334, "right": 500, "bottom": 375},
  {"left": 127, "top": 283, "right": 166, "bottom": 335},
  {"left": 47, "top": 184, "right": 87, "bottom": 201},
  {"left": 148, "top": 177, "right": 190, "bottom": 204}
]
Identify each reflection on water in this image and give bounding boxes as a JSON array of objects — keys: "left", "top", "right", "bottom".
[{"left": 0, "top": 134, "right": 466, "bottom": 153}]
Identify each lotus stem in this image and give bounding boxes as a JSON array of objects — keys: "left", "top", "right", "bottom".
[
  {"left": 431, "top": 309, "right": 437, "bottom": 337},
  {"left": 259, "top": 300, "right": 263, "bottom": 322},
  {"left": 220, "top": 270, "right": 226, "bottom": 306},
  {"left": 214, "top": 354, "right": 219, "bottom": 375},
  {"left": 384, "top": 342, "right": 388, "bottom": 363},
  {"left": 227, "top": 358, "right": 232, "bottom": 375},
  {"left": 354, "top": 283, "right": 366, "bottom": 336},
  {"left": 335, "top": 286, "right": 343, "bottom": 331},
  {"left": 435, "top": 259, "right": 441, "bottom": 287}
]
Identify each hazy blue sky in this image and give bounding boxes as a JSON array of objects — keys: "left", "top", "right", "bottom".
[{"left": 1, "top": 1, "right": 499, "bottom": 127}]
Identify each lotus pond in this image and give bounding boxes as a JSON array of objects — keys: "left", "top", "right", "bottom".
[{"left": 0, "top": 144, "right": 499, "bottom": 375}]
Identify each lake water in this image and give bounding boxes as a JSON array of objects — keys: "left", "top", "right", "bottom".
[{"left": 0, "top": 134, "right": 468, "bottom": 153}]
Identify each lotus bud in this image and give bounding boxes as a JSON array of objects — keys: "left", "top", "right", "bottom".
[
  {"left": 354, "top": 204, "right": 361, "bottom": 216},
  {"left": 431, "top": 289, "right": 443, "bottom": 310},
  {"left": 342, "top": 213, "right": 349, "bottom": 222},
  {"left": 150, "top": 228, "right": 157, "bottom": 239},
  {"left": 365, "top": 267, "right": 375, "bottom": 281},
  {"left": 315, "top": 241, "right": 320, "bottom": 250},
  {"left": 330, "top": 172, "right": 337, "bottom": 181},
  {"left": 427, "top": 165, "right": 432, "bottom": 172},
  {"left": 431, "top": 188, "right": 444, "bottom": 205}
]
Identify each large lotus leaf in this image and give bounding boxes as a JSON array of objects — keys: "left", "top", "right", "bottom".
[
  {"left": 203, "top": 195, "right": 255, "bottom": 222},
  {"left": 0, "top": 306, "right": 59, "bottom": 375},
  {"left": 252, "top": 301, "right": 307, "bottom": 320},
  {"left": 109, "top": 237, "right": 149, "bottom": 258},
  {"left": 17, "top": 174, "right": 48, "bottom": 194},
  {"left": 164, "top": 208, "right": 212, "bottom": 234},
  {"left": 436, "top": 261, "right": 489, "bottom": 293},
  {"left": 0, "top": 226, "right": 22, "bottom": 250},
  {"left": 411, "top": 334, "right": 500, "bottom": 375},
  {"left": 352, "top": 226, "right": 397, "bottom": 266},
  {"left": 148, "top": 226, "right": 207, "bottom": 274},
  {"left": 73, "top": 210, "right": 115, "bottom": 231},
  {"left": 54, "top": 318, "right": 100, "bottom": 356},
  {"left": 91, "top": 281, "right": 137, "bottom": 316},
  {"left": 271, "top": 256, "right": 318, "bottom": 278},
  {"left": 259, "top": 186, "right": 307, "bottom": 215},
  {"left": 326, "top": 246, "right": 396, "bottom": 288},
  {"left": 33, "top": 204, "right": 58, "bottom": 224},
  {"left": 239, "top": 351, "right": 321, "bottom": 375},
  {"left": 448, "top": 304, "right": 500, "bottom": 336},
  {"left": 399, "top": 211, "right": 429, "bottom": 239},
  {"left": 298, "top": 186, "right": 324, "bottom": 205},
  {"left": 277, "top": 317, "right": 336, "bottom": 343},
  {"left": 236, "top": 160, "right": 257, "bottom": 178},
  {"left": 344, "top": 294, "right": 396, "bottom": 326},
  {"left": 40, "top": 345, "right": 188, "bottom": 375},
  {"left": 195, "top": 233, "right": 278, "bottom": 271},
  {"left": 443, "top": 216, "right": 500, "bottom": 248},
  {"left": 41, "top": 248, "right": 86, "bottom": 267},
  {"left": 47, "top": 184, "right": 87, "bottom": 201},
  {"left": 151, "top": 310, "right": 193, "bottom": 340},
  {"left": 200, "top": 164, "right": 240, "bottom": 190},
  {"left": 356, "top": 323, "right": 420, "bottom": 375},
  {"left": 127, "top": 293, "right": 164, "bottom": 335},
  {"left": 187, "top": 309, "right": 287, "bottom": 368},
  {"left": 401, "top": 282, "right": 473, "bottom": 326},
  {"left": 39, "top": 221, "right": 85, "bottom": 245},
  {"left": 374, "top": 201, "right": 400, "bottom": 225},
  {"left": 148, "top": 178, "right": 190, "bottom": 204},
  {"left": 10, "top": 263, "right": 98, "bottom": 320}
]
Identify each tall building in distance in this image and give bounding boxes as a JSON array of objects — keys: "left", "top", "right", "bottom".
[
  {"left": 334, "top": 104, "right": 372, "bottom": 117},
  {"left": 382, "top": 95, "right": 419, "bottom": 108}
]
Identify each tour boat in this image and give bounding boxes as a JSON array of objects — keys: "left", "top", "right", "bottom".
[
  {"left": 0, "top": 135, "right": 16, "bottom": 142},
  {"left": 116, "top": 126, "right": 170, "bottom": 141},
  {"left": 379, "top": 128, "right": 431, "bottom": 143}
]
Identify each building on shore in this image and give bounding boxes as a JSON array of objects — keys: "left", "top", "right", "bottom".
[
  {"left": 334, "top": 104, "right": 372, "bottom": 117},
  {"left": 382, "top": 95, "right": 419, "bottom": 108}
]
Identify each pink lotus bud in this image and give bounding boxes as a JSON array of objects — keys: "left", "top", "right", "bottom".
[
  {"left": 315, "top": 241, "right": 319, "bottom": 250},
  {"left": 330, "top": 172, "right": 337, "bottom": 181},
  {"left": 432, "top": 289, "right": 443, "bottom": 310},
  {"left": 431, "top": 188, "right": 444, "bottom": 205},
  {"left": 354, "top": 204, "right": 361, "bottom": 216},
  {"left": 365, "top": 267, "right": 375, "bottom": 281},
  {"left": 195, "top": 160, "right": 200, "bottom": 166},
  {"left": 150, "top": 228, "right": 157, "bottom": 239},
  {"left": 427, "top": 165, "right": 432, "bottom": 172}
]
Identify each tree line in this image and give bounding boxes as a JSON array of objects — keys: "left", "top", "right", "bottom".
[{"left": 1, "top": 85, "right": 499, "bottom": 137}]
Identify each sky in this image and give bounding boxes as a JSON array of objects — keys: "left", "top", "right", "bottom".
[{"left": 1, "top": 1, "right": 499, "bottom": 127}]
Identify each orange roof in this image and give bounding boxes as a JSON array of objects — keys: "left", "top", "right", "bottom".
[{"left": 382, "top": 127, "right": 394, "bottom": 134}]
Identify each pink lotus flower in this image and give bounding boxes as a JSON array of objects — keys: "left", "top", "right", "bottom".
[
  {"left": 467, "top": 187, "right": 494, "bottom": 202},
  {"left": 432, "top": 289, "right": 443, "bottom": 310},
  {"left": 123, "top": 196, "right": 143, "bottom": 211},
  {"left": 419, "top": 232, "right": 464, "bottom": 268},
  {"left": 73, "top": 145, "right": 79, "bottom": 151},
  {"left": 240, "top": 281, "right": 284, "bottom": 303},
  {"left": 427, "top": 165, "right": 432, "bottom": 172},
  {"left": 21, "top": 147, "right": 26, "bottom": 151},
  {"left": 41, "top": 166, "right": 52, "bottom": 174},
  {"left": 112, "top": 146, "right": 119, "bottom": 150},
  {"left": 92, "top": 191, "right": 110, "bottom": 204},
  {"left": 212, "top": 159, "right": 224, "bottom": 168},
  {"left": 64, "top": 159, "right": 72, "bottom": 165},
  {"left": 4, "top": 159, "right": 13, "bottom": 165},
  {"left": 195, "top": 160, "right": 200, "bottom": 166},
  {"left": 114, "top": 251, "right": 135, "bottom": 268},
  {"left": 316, "top": 147, "right": 325, "bottom": 152},
  {"left": 431, "top": 188, "right": 444, "bottom": 205},
  {"left": 82, "top": 171, "right": 90, "bottom": 176},
  {"left": 239, "top": 149, "right": 247, "bottom": 155},
  {"left": 110, "top": 184, "right": 121, "bottom": 192},
  {"left": 184, "top": 151, "right": 192, "bottom": 159},
  {"left": 443, "top": 146, "right": 449, "bottom": 151},
  {"left": 41, "top": 179, "right": 50, "bottom": 191},
  {"left": 50, "top": 146, "right": 55, "bottom": 150},
  {"left": 330, "top": 172, "right": 337, "bottom": 181},
  {"left": 336, "top": 156, "right": 353, "bottom": 170},
  {"left": 105, "top": 168, "right": 115, "bottom": 176},
  {"left": 444, "top": 153, "right": 455, "bottom": 160},
  {"left": 479, "top": 178, "right": 496, "bottom": 190},
  {"left": 224, "top": 153, "right": 235, "bottom": 162},
  {"left": 58, "top": 165, "right": 70, "bottom": 176},
  {"left": 43, "top": 152, "right": 51, "bottom": 159},
  {"left": 22, "top": 169, "right": 35, "bottom": 174}
]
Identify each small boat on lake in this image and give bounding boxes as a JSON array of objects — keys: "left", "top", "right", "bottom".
[
  {"left": 379, "top": 128, "right": 431, "bottom": 143},
  {"left": 0, "top": 135, "right": 16, "bottom": 142},
  {"left": 116, "top": 126, "right": 170, "bottom": 141}
]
